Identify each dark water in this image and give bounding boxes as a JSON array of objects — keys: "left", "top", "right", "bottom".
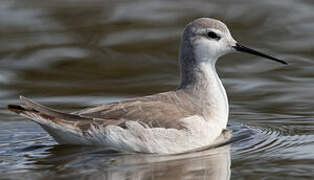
[{"left": 1, "top": 0, "right": 314, "bottom": 179}]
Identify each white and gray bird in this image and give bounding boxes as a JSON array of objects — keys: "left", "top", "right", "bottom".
[{"left": 8, "top": 18, "right": 287, "bottom": 154}]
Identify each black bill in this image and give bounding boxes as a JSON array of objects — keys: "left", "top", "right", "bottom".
[{"left": 233, "top": 43, "right": 287, "bottom": 65}]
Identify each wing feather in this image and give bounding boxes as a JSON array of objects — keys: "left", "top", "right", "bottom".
[{"left": 75, "top": 91, "right": 199, "bottom": 129}]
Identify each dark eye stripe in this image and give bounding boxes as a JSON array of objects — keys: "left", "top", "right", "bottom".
[{"left": 207, "top": 31, "right": 220, "bottom": 40}]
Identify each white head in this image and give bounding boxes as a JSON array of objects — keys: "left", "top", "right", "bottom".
[
  {"left": 180, "top": 18, "right": 287, "bottom": 65},
  {"left": 187, "top": 18, "right": 236, "bottom": 63},
  {"left": 178, "top": 18, "right": 287, "bottom": 87}
]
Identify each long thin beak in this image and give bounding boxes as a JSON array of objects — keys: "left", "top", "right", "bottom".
[{"left": 233, "top": 43, "right": 287, "bottom": 65}]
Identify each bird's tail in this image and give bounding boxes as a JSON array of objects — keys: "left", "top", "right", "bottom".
[{"left": 8, "top": 96, "right": 93, "bottom": 144}]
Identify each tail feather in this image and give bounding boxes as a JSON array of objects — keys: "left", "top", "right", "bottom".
[
  {"left": 8, "top": 96, "right": 94, "bottom": 144},
  {"left": 19, "top": 96, "right": 90, "bottom": 121}
]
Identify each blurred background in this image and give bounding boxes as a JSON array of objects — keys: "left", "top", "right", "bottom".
[{"left": 1, "top": 0, "right": 314, "bottom": 179}]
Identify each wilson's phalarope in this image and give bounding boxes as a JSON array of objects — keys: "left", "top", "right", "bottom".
[{"left": 8, "top": 18, "right": 287, "bottom": 154}]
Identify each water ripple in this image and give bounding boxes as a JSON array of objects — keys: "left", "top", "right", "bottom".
[{"left": 231, "top": 122, "right": 314, "bottom": 161}]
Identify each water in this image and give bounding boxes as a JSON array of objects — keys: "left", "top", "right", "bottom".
[{"left": 1, "top": 0, "right": 314, "bottom": 179}]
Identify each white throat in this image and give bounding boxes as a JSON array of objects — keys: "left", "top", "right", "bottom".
[
  {"left": 178, "top": 33, "right": 230, "bottom": 129},
  {"left": 196, "top": 61, "right": 229, "bottom": 128},
  {"left": 190, "top": 37, "right": 229, "bottom": 128}
]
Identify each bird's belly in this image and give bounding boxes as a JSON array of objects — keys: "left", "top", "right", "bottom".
[{"left": 85, "top": 115, "right": 225, "bottom": 154}]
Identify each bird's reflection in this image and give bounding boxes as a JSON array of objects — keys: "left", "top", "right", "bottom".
[
  {"left": 28, "top": 130, "right": 231, "bottom": 180},
  {"left": 96, "top": 145, "right": 231, "bottom": 180}
]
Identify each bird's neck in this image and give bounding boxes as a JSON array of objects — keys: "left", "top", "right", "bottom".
[{"left": 178, "top": 60, "right": 229, "bottom": 128}]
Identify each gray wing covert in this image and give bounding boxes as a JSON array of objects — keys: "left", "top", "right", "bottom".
[{"left": 75, "top": 91, "right": 197, "bottom": 129}]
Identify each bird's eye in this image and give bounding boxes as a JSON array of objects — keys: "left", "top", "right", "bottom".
[{"left": 207, "top": 31, "right": 220, "bottom": 40}]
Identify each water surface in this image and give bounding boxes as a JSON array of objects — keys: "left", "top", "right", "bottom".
[{"left": 1, "top": 0, "right": 314, "bottom": 179}]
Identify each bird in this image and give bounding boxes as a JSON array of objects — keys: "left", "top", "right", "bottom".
[{"left": 8, "top": 18, "right": 287, "bottom": 154}]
